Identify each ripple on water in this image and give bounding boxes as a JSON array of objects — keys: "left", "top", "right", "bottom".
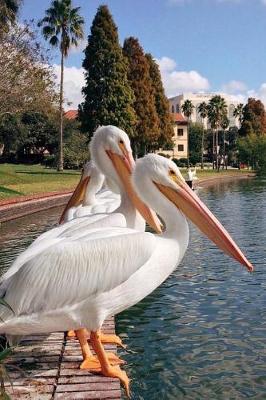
[{"left": 116, "top": 178, "right": 266, "bottom": 399}]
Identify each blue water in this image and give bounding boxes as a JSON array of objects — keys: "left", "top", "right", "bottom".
[
  {"left": 0, "top": 178, "right": 265, "bottom": 399},
  {"left": 116, "top": 178, "right": 266, "bottom": 399}
]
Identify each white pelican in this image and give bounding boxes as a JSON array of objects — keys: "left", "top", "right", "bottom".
[
  {"left": 0, "top": 127, "right": 162, "bottom": 375},
  {"left": 60, "top": 161, "right": 120, "bottom": 223},
  {"left": 1, "top": 126, "right": 161, "bottom": 285},
  {"left": 0, "top": 154, "right": 253, "bottom": 395}
]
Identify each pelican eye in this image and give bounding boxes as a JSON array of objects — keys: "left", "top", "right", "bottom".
[
  {"left": 119, "top": 139, "right": 124, "bottom": 144},
  {"left": 169, "top": 169, "right": 175, "bottom": 176}
]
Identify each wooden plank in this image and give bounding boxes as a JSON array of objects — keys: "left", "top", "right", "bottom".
[
  {"left": 3, "top": 318, "right": 121, "bottom": 399},
  {"left": 55, "top": 382, "right": 119, "bottom": 392},
  {"left": 54, "top": 391, "right": 121, "bottom": 400}
]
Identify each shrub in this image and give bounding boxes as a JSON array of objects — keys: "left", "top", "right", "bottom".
[{"left": 172, "top": 158, "right": 188, "bottom": 168}]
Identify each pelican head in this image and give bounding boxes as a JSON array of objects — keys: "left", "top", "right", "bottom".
[
  {"left": 59, "top": 161, "right": 104, "bottom": 224},
  {"left": 90, "top": 125, "right": 162, "bottom": 233},
  {"left": 133, "top": 154, "right": 253, "bottom": 272}
]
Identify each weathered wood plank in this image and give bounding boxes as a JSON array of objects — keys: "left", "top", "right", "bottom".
[
  {"left": 4, "top": 318, "right": 121, "bottom": 399},
  {"left": 54, "top": 390, "right": 121, "bottom": 399},
  {"left": 55, "top": 381, "right": 119, "bottom": 392}
]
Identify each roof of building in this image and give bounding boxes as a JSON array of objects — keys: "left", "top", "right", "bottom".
[
  {"left": 171, "top": 113, "right": 187, "bottom": 124},
  {"left": 64, "top": 109, "right": 78, "bottom": 120}
]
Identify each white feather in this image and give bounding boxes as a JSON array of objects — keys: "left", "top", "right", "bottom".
[{"left": 0, "top": 155, "right": 189, "bottom": 337}]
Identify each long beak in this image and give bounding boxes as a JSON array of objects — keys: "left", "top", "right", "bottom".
[
  {"left": 106, "top": 150, "right": 162, "bottom": 233},
  {"left": 155, "top": 180, "right": 253, "bottom": 272},
  {"left": 59, "top": 176, "right": 90, "bottom": 224}
]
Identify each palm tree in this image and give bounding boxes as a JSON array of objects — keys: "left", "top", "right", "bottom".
[
  {"left": 221, "top": 115, "right": 229, "bottom": 170},
  {"left": 38, "top": 0, "right": 84, "bottom": 171},
  {"left": 181, "top": 100, "right": 194, "bottom": 167},
  {"left": 198, "top": 101, "right": 208, "bottom": 169},
  {"left": 207, "top": 95, "right": 227, "bottom": 169},
  {"left": 233, "top": 103, "right": 244, "bottom": 126}
]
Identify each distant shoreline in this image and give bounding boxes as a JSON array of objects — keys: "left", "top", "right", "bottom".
[
  {"left": 197, "top": 171, "right": 256, "bottom": 189},
  {"left": 0, "top": 172, "right": 256, "bottom": 224}
]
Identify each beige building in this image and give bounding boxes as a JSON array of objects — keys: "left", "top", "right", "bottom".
[
  {"left": 156, "top": 113, "right": 188, "bottom": 159},
  {"left": 169, "top": 92, "right": 241, "bottom": 128}
]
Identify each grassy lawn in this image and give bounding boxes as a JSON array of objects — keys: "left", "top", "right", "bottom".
[
  {"left": 0, "top": 163, "right": 253, "bottom": 202},
  {"left": 188, "top": 168, "right": 254, "bottom": 180},
  {"left": 0, "top": 164, "right": 80, "bottom": 201}
]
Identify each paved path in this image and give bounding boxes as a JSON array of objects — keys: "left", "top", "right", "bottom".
[
  {"left": 0, "top": 192, "right": 72, "bottom": 223},
  {"left": 5, "top": 318, "right": 121, "bottom": 399}
]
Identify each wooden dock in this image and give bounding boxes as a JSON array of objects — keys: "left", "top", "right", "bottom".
[{"left": 4, "top": 318, "right": 121, "bottom": 399}]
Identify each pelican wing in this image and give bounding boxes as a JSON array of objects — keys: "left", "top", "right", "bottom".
[
  {"left": 75, "top": 189, "right": 121, "bottom": 218},
  {"left": 0, "top": 213, "right": 126, "bottom": 285},
  {"left": 3, "top": 229, "right": 155, "bottom": 316}
]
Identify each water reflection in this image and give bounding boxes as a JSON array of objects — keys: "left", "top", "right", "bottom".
[
  {"left": 0, "top": 179, "right": 265, "bottom": 399},
  {"left": 0, "top": 207, "right": 63, "bottom": 275}
]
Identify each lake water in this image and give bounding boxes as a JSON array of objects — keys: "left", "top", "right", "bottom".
[{"left": 0, "top": 178, "right": 265, "bottom": 399}]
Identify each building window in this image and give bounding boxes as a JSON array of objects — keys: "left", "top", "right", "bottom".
[
  {"left": 176, "top": 104, "right": 180, "bottom": 113},
  {"left": 171, "top": 105, "right": 174, "bottom": 113},
  {"left": 178, "top": 129, "right": 183, "bottom": 136},
  {"left": 178, "top": 144, "right": 184, "bottom": 152}
]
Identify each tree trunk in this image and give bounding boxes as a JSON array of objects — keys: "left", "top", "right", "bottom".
[
  {"left": 215, "top": 129, "right": 219, "bottom": 170},
  {"left": 58, "top": 49, "right": 64, "bottom": 171},
  {"left": 201, "top": 118, "right": 204, "bottom": 169},
  {"left": 212, "top": 129, "right": 215, "bottom": 169},
  {"left": 187, "top": 122, "right": 190, "bottom": 167}
]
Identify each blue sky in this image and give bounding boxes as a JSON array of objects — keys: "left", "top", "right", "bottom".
[{"left": 20, "top": 0, "right": 266, "bottom": 108}]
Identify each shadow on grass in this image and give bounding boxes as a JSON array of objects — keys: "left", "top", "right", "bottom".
[
  {"left": 16, "top": 171, "right": 80, "bottom": 176},
  {"left": 0, "top": 186, "right": 23, "bottom": 195}
]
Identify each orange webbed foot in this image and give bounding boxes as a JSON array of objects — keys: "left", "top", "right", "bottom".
[
  {"left": 79, "top": 356, "right": 101, "bottom": 371},
  {"left": 99, "top": 333, "right": 126, "bottom": 348}
]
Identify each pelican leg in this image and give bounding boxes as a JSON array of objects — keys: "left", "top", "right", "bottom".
[
  {"left": 76, "top": 329, "right": 101, "bottom": 371},
  {"left": 68, "top": 328, "right": 126, "bottom": 349},
  {"left": 76, "top": 328, "right": 124, "bottom": 368},
  {"left": 90, "top": 330, "right": 130, "bottom": 397}
]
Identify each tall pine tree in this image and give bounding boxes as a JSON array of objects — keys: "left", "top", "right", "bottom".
[
  {"left": 145, "top": 53, "right": 174, "bottom": 149},
  {"left": 123, "top": 37, "right": 159, "bottom": 156},
  {"left": 79, "top": 5, "right": 135, "bottom": 138}
]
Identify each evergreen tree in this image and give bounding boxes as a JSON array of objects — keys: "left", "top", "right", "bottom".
[
  {"left": 123, "top": 37, "right": 159, "bottom": 155},
  {"left": 145, "top": 53, "right": 174, "bottom": 149},
  {"left": 79, "top": 5, "right": 135, "bottom": 139},
  {"left": 239, "top": 98, "right": 266, "bottom": 137}
]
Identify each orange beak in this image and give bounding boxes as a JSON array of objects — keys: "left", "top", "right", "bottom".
[
  {"left": 106, "top": 148, "right": 162, "bottom": 234},
  {"left": 59, "top": 176, "right": 90, "bottom": 224},
  {"left": 155, "top": 179, "right": 253, "bottom": 272}
]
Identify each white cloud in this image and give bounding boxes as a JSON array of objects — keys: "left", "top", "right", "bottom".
[
  {"left": 222, "top": 80, "right": 247, "bottom": 94},
  {"left": 246, "top": 83, "right": 266, "bottom": 105},
  {"left": 51, "top": 60, "right": 266, "bottom": 112},
  {"left": 156, "top": 56, "right": 210, "bottom": 97},
  {"left": 69, "top": 38, "right": 87, "bottom": 54},
  {"left": 53, "top": 64, "right": 85, "bottom": 109},
  {"left": 158, "top": 56, "right": 177, "bottom": 72}
]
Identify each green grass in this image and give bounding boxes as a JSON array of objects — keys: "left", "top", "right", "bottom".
[
  {"left": 0, "top": 163, "right": 253, "bottom": 202},
  {"left": 180, "top": 167, "right": 254, "bottom": 179},
  {"left": 0, "top": 164, "right": 80, "bottom": 201}
]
